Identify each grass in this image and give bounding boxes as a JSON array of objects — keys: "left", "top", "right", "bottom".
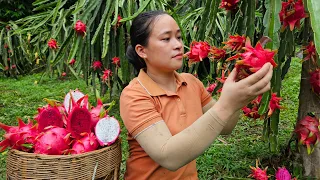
[{"left": 0, "top": 58, "right": 302, "bottom": 179}]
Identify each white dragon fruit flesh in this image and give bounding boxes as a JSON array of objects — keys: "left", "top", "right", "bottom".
[
  {"left": 95, "top": 116, "right": 120, "bottom": 146},
  {"left": 63, "top": 89, "right": 85, "bottom": 114}
]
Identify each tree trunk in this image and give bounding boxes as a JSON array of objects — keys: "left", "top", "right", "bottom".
[{"left": 297, "top": 60, "right": 320, "bottom": 177}]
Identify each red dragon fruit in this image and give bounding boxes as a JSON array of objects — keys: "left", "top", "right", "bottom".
[
  {"left": 74, "top": 20, "right": 86, "bottom": 36},
  {"left": 67, "top": 94, "right": 92, "bottom": 139},
  {"left": 238, "top": 38, "right": 277, "bottom": 72},
  {"left": 16, "top": 118, "right": 38, "bottom": 152},
  {"left": 184, "top": 41, "right": 211, "bottom": 66},
  {"left": 267, "top": 93, "right": 282, "bottom": 116},
  {"left": 219, "top": 0, "right": 240, "bottom": 11},
  {"left": 95, "top": 116, "right": 120, "bottom": 146},
  {"left": 309, "top": 69, "right": 320, "bottom": 96},
  {"left": 279, "top": 0, "right": 306, "bottom": 31},
  {"left": 70, "top": 132, "right": 99, "bottom": 154},
  {"left": 63, "top": 89, "right": 85, "bottom": 114},
  {"left": 302, "top": 41, "right": 317, "bottom": 64},
  {"left": 34, "top": 104, "right": 64, "bottom": 132},
  {"left": 223, "top": 34, "right": 246, "bottom": 52},
  {"left": 0, "top": 122, "right": 19, "bottom": 152},
  {"left": 275, "top": 167, "right": 291, "bottom": 180},
  {"left": 0, "top": 118, "right": 38, "bottom": 152},
  {"left": 209, "top": 46, "right": 226, "bottom": 61},
  {"left": 206, "top": 83, "right": 217, "bottom": 93},
  {"left": 249, "top": 161, "right": 269, "bottom": 180},
  {"left": 295, "top": 114, "right": 320, "bottom": 154},
  {"left": 34, "top": 127, "right": 71, "bottom": 155},
  {"left": 90, "top": 99, "right": 107, "bottom": 130},
  {"left": 242, "top": 106, "right": 261, "bottom": 119}
]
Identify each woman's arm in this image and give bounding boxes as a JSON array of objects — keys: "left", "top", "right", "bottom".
[
  {"left": 134, "top": 63, "right": 273, "bottom": 171},
  {"left": 135, "top": 104, "right": 233, "bottom": 171},
  {"left": 202, "top": 99, "right": 240, "bottom": 135}
]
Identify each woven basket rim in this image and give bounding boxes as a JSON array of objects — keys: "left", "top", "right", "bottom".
[{"left": 8, "top": 138, "right": 121, "bottom": 159}]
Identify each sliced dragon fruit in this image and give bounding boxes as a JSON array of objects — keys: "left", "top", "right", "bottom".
[
  {"left": 95, "top": 116, "right": 120, "bottom": 146},
  {"left": 63, "top": 89, "right": 85, "bottom": 114},
  {"left": 67, "top": 94, "right": 92, "bottom": 139},
  {"left": 34, "top": 105, "right": 64, "bottom": 132}
]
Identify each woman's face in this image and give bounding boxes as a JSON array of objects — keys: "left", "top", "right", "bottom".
[{"left": 137, "top": 14, "right": 184, "bottom": 73}]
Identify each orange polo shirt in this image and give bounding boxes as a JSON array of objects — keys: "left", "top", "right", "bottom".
[{"left": 120, "top": 69, "right": 212, "bottom": 180}]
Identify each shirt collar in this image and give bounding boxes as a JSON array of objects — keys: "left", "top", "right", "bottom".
[{"left": 137, "top": 69, "right": 187, "bottom": 96}]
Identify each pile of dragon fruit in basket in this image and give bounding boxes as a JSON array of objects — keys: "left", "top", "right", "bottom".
[{"left": 0, "top": 89, "right": 120, "bottom": 155}]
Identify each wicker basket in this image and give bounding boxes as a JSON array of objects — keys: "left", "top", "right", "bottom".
[{"left": 6, "top": 138, "right": 121, "bottom": 180}]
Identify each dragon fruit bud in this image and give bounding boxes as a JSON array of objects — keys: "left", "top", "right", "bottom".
[
  {"left": 34, "top": 104, "right": 64, "bottom": 132},
  {"left": 275, "top": 167, "right": 291, "bottom": 180},
  {"left": 63, "top": 89, "right": 85, "bottom": 114},
  {"left": 47, "top": 38, "right": 58, "bottom": 49},
  {"left": 71, "top": 132, "right": 99, "bottom": 154},
  {"left": 95, "top": 116, "right": 120, "bottom": 146},
  {"left": 74, "top": 20, "right": 86, "bottom": 36},
  {"left": 34, "top": 127, "right": 71, "bottom": 155},
  {"left": 67, "top": 94, "right": 92, "bottom": 139}
]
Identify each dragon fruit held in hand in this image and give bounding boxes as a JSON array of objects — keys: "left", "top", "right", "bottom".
[
  {"left": 70, "top": 132, "right": 99, "bottom": 154},
  {"left": 67, "top": 94, "right": 92, "bottom": 139},
  {"left": 34, "top": 127, "right": 71, "bottom": 155},
  {"left": 95, "top": 116, "right": 120, "bottom": 146}
]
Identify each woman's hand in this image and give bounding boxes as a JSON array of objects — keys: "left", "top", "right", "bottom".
[{"left": 215, "top": 63, "right": 273, "bottom": 114}]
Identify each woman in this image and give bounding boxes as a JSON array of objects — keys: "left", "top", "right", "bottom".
[{"left": 120, "top": 10, "right": 273, "bottom": 179}]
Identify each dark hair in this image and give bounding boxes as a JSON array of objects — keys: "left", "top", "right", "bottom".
[{"left": 126, "top": 10, "right": 168, "bottom": 74}]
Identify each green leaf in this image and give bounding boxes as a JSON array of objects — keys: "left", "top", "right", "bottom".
[
  {"left": 91, "top": 0, "right": 112, "bottom": 45},
  {"left": 102, "top": 20, "right": 112, "bottom": 58},
  {"left": 308, "top": 0, "right": 320, "bottom": 56},
  {"left": 0, "top": 28, "right": 4, "bottom": 55},
  {"left": 67, "top": 35, "right": 82, "bottom": 63},
  {"left": 263, "top": 0, "right": 281, "bottom": 50},
  {"left": 68, "top": 65, "right": 80, "bottom": 81},
  {"left": 33, "top": 1, "right": 58, "bottom": 11},
  {"left": 33, "top": 0, "right": 52, "bottom": 6},
  {"left": 111, "top": 0, "right": 119, "bottom": 26},
  {"left": 120, "top": 0, "right": 152, "bottom": 22},
  {"left": 52, "top": 32, "right": 74, "bottom": 67},
  {"left": 258, "top": 91, "right": 271, "bottom": 115},
  {"left": 51, "top": 0, "right": 62, "bottom": 24},
  {"left": 196, "top": 0, "right": 212, "bottom": 41}
]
